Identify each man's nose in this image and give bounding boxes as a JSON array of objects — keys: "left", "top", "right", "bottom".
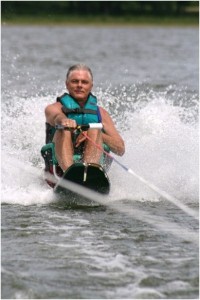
[{"left": 77, "top": 80, "right": 82, "bottom": 86}]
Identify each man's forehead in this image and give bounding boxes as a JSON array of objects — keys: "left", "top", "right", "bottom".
[{"left": 69, "top": 70, "right": 92, "bottom": 79}]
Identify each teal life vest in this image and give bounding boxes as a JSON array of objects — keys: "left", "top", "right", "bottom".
[
  {"left": 43, "top": 93, "right": 112, "bottom": 171},
  {"left": 57, "top": 93, "right": 101, "bottom": 125},
  {"left": 45, "top": 93, "right": 102, "bottom": 144}
]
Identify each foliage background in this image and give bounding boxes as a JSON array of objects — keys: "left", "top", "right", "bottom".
[{"left": 1, "top": 1, "right": 199, "bottom": 24}]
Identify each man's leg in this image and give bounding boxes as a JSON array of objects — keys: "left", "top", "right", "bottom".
[
  {"left": 83, "top": 129, "right": 102, "bottom": 164},
  {"left": 53, "top": 130, "right": 73, "bottom": 171}
]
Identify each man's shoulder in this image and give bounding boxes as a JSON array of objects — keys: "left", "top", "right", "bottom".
[
  {"left": 56, "top": 92, "right": 68, "bottom": 103},
  {"left": 46, "top": 101, "right": 62, "bottom": 110}
]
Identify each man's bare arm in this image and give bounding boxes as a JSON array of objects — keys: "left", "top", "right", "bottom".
[
  {"left": 100, "top": 107, "right": 125, "bottom": 156},
  {"left": 45, "top": 102, "right": 76, "bottom": 128}
]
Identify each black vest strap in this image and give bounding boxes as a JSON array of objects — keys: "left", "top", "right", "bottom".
[{"left": 62, "top": 107, "right": 97, "bottom": 115}]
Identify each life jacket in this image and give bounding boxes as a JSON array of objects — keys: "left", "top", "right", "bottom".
[
  {"left": 43, "top": 93, "right": 112, "bottom": 176},
  {"left": 57, "top": 92, "right": 102, "bottom": 125},
  {"left": 45, "top": 93, "right": 102, "bottom": 144}
]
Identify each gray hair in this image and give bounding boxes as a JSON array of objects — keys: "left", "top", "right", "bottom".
[{"left": 66, "top": 64, "right": 93, "bottom": 81}]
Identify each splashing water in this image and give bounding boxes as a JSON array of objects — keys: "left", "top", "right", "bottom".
[
  {"left": 1, "top": 84, "right": 199, "bottom": 207},
  {"left": 98, "top": 84, "right": 198, "bottom": 203}
]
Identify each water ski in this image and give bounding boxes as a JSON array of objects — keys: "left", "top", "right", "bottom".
[{"left": 54, "top": 163, "right": 110, "bottom": 195}]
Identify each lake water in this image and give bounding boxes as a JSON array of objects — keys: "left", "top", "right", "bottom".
[{"left": 1, "top": 25, "right": 199, "bottom": 299}]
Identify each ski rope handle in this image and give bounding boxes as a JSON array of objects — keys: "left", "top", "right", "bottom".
[{"left": 55, "top": 123, "right": 103, "bottom": 131}]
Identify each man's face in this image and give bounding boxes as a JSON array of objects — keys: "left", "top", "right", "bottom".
[{"left": 66, "top": 70, "right": 93, "bottom": 103}]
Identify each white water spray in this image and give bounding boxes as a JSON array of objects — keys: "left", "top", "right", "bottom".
[
  {"left": 1, "top": 86, "right": 198, "bottom": 208},
  {"left": 81, "top": 124, "right": 198, "bottom": 221}
]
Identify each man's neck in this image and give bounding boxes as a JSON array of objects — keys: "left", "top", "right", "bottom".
[{"left": 77, "top": 99, "right": 87, "bottom": 107}]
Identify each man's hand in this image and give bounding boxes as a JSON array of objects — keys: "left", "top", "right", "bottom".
[
  {"left": 55, "top": 116, "right": 77, "bottom": 129},
  {"left": 75, "top": 132, "right": 87, "bottom": 147}
]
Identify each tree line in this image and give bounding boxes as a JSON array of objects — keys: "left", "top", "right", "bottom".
[{"left": 2, "top": 1, "right": 199, "bottom": 17}]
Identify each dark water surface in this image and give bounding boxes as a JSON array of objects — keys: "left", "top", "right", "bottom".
[{"left": 1, "top": 25, "right": 199, "bottom": 299}]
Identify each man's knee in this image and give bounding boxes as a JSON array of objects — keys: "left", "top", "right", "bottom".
[
  {"left": 87, "top": 129, "right": 102, "bottom": 141},
  {"left": 53, "top": 130, "right": 72, "bottom": 143}
]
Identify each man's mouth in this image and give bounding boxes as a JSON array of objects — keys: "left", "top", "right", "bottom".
[{"left": 75, "top": 90, "right": 83, "bottom": 93}]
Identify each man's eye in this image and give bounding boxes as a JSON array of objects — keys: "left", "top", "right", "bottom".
[{"left": 71, "top": 80, "right": 89, "bottom": 84}]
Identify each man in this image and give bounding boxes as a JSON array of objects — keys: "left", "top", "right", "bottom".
[{"left": 45, "top": 64, "right": 125, "bottom": 172}]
